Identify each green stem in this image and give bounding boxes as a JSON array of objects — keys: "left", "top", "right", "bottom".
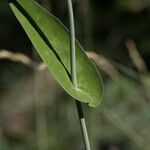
[
  {"left": 67, "top": 0, "right": 77, "bottom": 88},
  {"left": 67, "top": 0, "right": 91, "bottom": 150},
  {"left": 76, "top": 101, "right": 91, "bottom": 150}
]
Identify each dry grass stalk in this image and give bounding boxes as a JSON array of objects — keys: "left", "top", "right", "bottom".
[
  {"left": 126, "top": 39, "right": 147, "bottom": 74},
  {"left": 0, "top": 50, "right": 120, "bottom": 80},
  {"left": 86, "top": 51, "right": 120, "bottom": 79}
]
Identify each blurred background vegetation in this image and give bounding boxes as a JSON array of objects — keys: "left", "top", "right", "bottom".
[{"left": 0, "top": 0, "right": 150, "bottom": 149}]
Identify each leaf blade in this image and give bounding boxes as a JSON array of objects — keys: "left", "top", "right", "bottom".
[{"left": 8, "top": 0, "right": 103, "bottom": 107}]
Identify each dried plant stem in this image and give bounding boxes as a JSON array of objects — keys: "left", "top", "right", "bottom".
[{"left": 67, "top": 0, "right": 91, "bottom": 150}]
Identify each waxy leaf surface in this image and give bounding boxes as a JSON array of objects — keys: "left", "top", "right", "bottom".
[{"left": 8, "top": 0, "right": 103, "bottom": 107}]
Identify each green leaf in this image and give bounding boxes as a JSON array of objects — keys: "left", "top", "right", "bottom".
[{"left": 8, "top": 0, "right": 103, "bottom": 107}]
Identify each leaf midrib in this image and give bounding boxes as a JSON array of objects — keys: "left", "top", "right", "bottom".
[{"left": 11, "top": 0, "right": 72, "bottom": 81}]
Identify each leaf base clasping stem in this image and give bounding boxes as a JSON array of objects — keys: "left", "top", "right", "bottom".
[{"left": 67, "top": 0, "right": 91, "bottom": 150}]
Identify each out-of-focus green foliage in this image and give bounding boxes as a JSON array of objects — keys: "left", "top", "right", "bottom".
[{"left": 0, "top": 63, "right": 150, "bottom": 150}]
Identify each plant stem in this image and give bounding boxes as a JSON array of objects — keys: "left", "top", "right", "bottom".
[
  {"left": 67, "top": 0, "right": 77, "bottom": 88},
  {"left": 67, "top": 0, "right": 91, "bottom": 150},
  {"left": 76, "top": 101, "right": 91, "bottom": 150}
]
